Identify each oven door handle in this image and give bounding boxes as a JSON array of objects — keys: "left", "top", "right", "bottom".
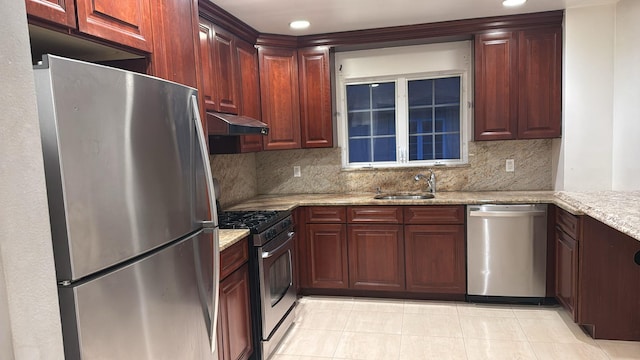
[{"left": 262, "top": 231, "right": 295, "bottom": 259}]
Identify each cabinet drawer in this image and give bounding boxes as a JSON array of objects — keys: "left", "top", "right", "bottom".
[
  {"left": 220, "top": 237, "right": 249, "bottom": 280},
  {"left": 404, "top": 206, "right": 465, "bottom": 224},
  {"left": 306, "top": 206, "right": 346, "bottom": 223},
  {"left": 348, "top": 206, "right": 403, "bottom": 224},
  {"left": 556, "top": 208, "right": 580, "bottom": 239}
]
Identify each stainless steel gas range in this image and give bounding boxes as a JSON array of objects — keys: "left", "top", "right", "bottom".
[{"left": 218, "top": 210, "right": 296, "bottom": 360}]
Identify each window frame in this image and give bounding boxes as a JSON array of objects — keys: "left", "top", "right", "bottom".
[{"left": 338, "top": 71, "right": 470, "bottom": 169}]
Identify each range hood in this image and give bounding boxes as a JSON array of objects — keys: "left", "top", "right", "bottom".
[{"left": 207, "top": 112, "right": 269, "bottom": 136}]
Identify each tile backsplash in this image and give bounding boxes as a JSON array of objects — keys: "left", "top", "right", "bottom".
[{"left": 212, "top": 139, "right": 553, "bottom": 207}]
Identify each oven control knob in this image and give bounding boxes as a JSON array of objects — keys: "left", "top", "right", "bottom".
[
  {"left": 282, "top": 219, "right": 292, "bottom": 228},
  {"left": 267, "top": 228, "right": 277, "bottom": 240}
]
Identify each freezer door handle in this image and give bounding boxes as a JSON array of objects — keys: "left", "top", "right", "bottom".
[
  {"left": 192, "top": 95, "right": 220, "bottom": 353},
  {"left": 468, "top": 210, "right": 546, "bottom": 217}
]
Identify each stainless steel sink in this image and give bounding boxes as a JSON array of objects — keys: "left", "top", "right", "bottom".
[{"left": 374, "top": 193, "right": 435, "bottom": 200}]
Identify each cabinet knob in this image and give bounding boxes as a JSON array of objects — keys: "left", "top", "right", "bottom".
[{"left": 635, "top": 251, "right": 640, "bottom": 266}]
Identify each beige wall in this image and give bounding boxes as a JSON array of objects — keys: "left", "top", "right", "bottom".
[
  {"left": 0, "top": 1, "right": 65, "bottom": 358},
  {"left": 210, "top": 153, "right": 259, "bottom": 209}
]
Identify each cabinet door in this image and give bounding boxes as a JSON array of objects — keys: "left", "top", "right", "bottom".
[
  {"left": 236, "top": 39, "right": 263, "bottom": 152},
  {"left": 517, "top": 27, "right": 562, "bottom": 139},
  {"left": 75, "top": 0, "right": 153, "bottom": 52},
  {"left": 198, "top": 20, "right": 217, "bottom": 112},
  {"left": 306, "top": 223, "right": 348, "bottom": 289},
  {"left": 348, "top": 225, "right": 404, "bottom": 291},
  {"left": 474, "top": 32, "right": 518, "bottom": 141},
  {"left": 298, "top": 47, "right": 333, "bottom": 148},
  {"left": 26, "top": 0, "right": 76, "bottom": 27},
  {"left": 258, "top": 47, "right": 301, "bottom": 150},
  {"left": 218, "top": 264, "right": 253, "bottom": 360},
  {"left": 212, "top": 26, "right": 239, "bottom": 114},
  {"left": 405, "top": 225, "right": 466, "bottom": 294},
  {"left": 579, "top": 217, "right": 640, "bottom": 341},
  {"left": 555, "top": 228, "right": 577, "bottom": 319}
]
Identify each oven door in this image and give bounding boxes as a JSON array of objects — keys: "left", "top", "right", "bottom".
[{"left": 258, "top": 228, "right": 296, "bottom": 339}]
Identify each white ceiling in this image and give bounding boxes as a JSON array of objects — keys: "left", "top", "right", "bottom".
[{"left": 210, "top": 0, "right": 617, "bottom": 36}]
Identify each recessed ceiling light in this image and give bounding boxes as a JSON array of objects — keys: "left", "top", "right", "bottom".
[
  {"left": 503, "top": 0, "right": 526, "bottom": 7},
  {"left": 289, "top": 20, "right": 310, "bottom": 30}
]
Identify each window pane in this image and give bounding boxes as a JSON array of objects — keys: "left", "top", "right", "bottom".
[
  {"left": 435, "top": 134, "right": 460, "bottom": 159},
  {"left": 409, "top": 135, "right": 433, "bottom": 161},
  {"left": 373, "top": 137, "right": 396, "bottom": 161},
  {"left": 373, "top": 110, "right": 395, "bottom": 135},
  {"left": 434, "top": 106, "right": 460, "bottom": 132},
  {"left": 409, "top": 108, "right": 433, "bottom": 134},
  {"left": 408, "top": 79, "right": 433, "bottom": 106},
  {"left": 348, "top": 111, "right": 370, "bottom": 137},
  {"left": 371, "top": 82, "right": 395, "bottom": 109},
  {"left": 346, "top": 84, "right": 370, "bottom": 111},
  {"left": 349, "top": 138, "right": 371, "bottom": 163},
  {"left": 435, "top": 77, "right": 460, "bottom": 104}
]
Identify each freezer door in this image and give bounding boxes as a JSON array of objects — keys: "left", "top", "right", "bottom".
[
  {"left": 58, "top": 230, "right": 217, "bottom": 360},
  {"left": 34, "top": 55, "right": 200, "bottom": 281}
]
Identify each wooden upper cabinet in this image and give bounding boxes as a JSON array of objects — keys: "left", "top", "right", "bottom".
[
  {"left": 474, "top": 26, "right": 562, "bottom": 140},
  {"left": 198, "top": 20, "right": 217, "bottom": 112},
  {"left": 212, "top": 26, "right": 239, "bottom": 114},
  {"left": 26, "top": 0, "right": 76, "bottom": 27},
  {"left": 236, "top": 39, "right": 264, "bottom": 152},
  {"left": 517, "top": 27, "right": 562, "bottom": 139},
  {"left": 75, "top": 0, "right": 153, "bottom": 52},
  {"left": 298, "top": 47, "right": 333, "bottom": 148},
  {"left": 474, "top": 31, "right": 518, "bottom": 141},
  {"left": 258, "top": 46, "right": 301, "bottom": 150}
]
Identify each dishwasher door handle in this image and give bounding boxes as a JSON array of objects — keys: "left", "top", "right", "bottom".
[{"left": 469, "top": 210, "right": 546, "bottom": 217}]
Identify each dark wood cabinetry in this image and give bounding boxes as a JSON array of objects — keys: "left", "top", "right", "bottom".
[
  {"left": 404, "top": 206, "right": 465, "bottom": 295},
  {"left": 474, "top": 31, "right": 518, "bottom": 140},
  {"left": 26, "top": 0, "right": 76, "bottom": 27},
  {"left": 27, "top": 0, "right": 153, "bottom": 52},
  {"left": 306, "top": 223, "right": 349, "bottom": 289},
  {"left": 554, "top": 207, "right": 580, "bottom": 320},
  {"left": 258, "top": 46, "right": 302, "bottom": 150},
  {"left": 578, "top": 217, "right": 640, "bottom": 341},
  {"left": 298, "top": 47, "right": 333, "bottom": 148},
  {"left": 348, "top": 225, "right": 404, "bottom": 291},
  {"left": 474, "top": 26, "right": 562, "bottom": 140},
  {"left": 235, "top": 39, "right": 264, "bottom": 152},
  {"left": 198, "top": 19, "right": 239, "bottom": 114},
  {"left": 257, "top": 43, "right": 333, "bottom": 151},
  {"left": 299, "top": 205, "right": 465, "bottom": 298},
  {"left": 405, "top": 225, "right": 465, "bottom": 294},
  {"left": 218, "top": 237, "right": 253, "bottom": 360}
]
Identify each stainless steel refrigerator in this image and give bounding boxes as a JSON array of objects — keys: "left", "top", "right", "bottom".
[{"left": 33, "top": 55, "right": 220, "bottom": 359}]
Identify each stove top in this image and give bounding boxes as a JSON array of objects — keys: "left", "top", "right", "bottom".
[{"left": 218, "top": 210, "right": 290, "bottom": 234}]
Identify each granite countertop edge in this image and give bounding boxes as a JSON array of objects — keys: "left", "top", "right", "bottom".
[{"left": 223, "top": 190, "right": 640, "bottom": 243}]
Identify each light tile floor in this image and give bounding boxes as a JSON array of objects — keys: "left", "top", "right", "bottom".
[{"left": 272, "top": 296, "right": 640, "bottom": 360}]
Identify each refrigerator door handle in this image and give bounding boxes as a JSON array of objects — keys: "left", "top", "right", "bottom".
[{"left": 191, "top": 95, "right": 220, "bottom": 353}]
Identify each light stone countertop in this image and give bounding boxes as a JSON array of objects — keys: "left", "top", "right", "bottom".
[
  {"left": 225, "top": 191, "right": 640, "bottom": 242},
  {"left": 219, "top": 229, "right": 250, "bottom": 251}
]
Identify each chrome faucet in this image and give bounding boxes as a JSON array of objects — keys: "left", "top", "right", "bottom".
[{"left": 414, "top": 169, "right": 436, "bottom": 194}]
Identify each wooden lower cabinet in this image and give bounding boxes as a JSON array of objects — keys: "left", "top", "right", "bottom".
[
  {"left": 578, "top": 217, "right": 640, "bottom": 341},
  {"left": 555, "top": 228, "right": 577, "bottom": 319},
  {"left": 348, "top": 225, "right": 404, "bottom": 291},
  {"left": 217, "top": 238, "right": 252, "bottom": 360},
  {"left": 404, "top": 225, "right": 466, "bottom": 294},
  {"left": 306, "top": 223, "right": 349, "bottom": 289}
]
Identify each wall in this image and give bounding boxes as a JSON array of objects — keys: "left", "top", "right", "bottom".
[
  {"left": 612, "top": 0, "right": 640, "bottom": 190},
  {"left": 255, "top": 140, "right": 552, "bottom": 194},
  {"left": 210, "top": 153, "right": 259, "bottom": 208},
  {"left": 558, "top": 4, "right": 615, "bottom": 191},
  {"left": 0, "top": 0, "right": 65, "bottom": 358}
]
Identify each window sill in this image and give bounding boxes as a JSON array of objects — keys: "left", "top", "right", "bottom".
[{"left": 340, "top": 163, "right": 470, "bottom": 172}]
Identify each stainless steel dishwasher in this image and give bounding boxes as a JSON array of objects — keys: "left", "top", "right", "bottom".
[{"left": 466, "top": 204, "right": 548, "bottom": 302}]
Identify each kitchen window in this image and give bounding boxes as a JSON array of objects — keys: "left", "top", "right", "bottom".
[{"left": 336, "top": 41, "right": 472, "bottom": 169}]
